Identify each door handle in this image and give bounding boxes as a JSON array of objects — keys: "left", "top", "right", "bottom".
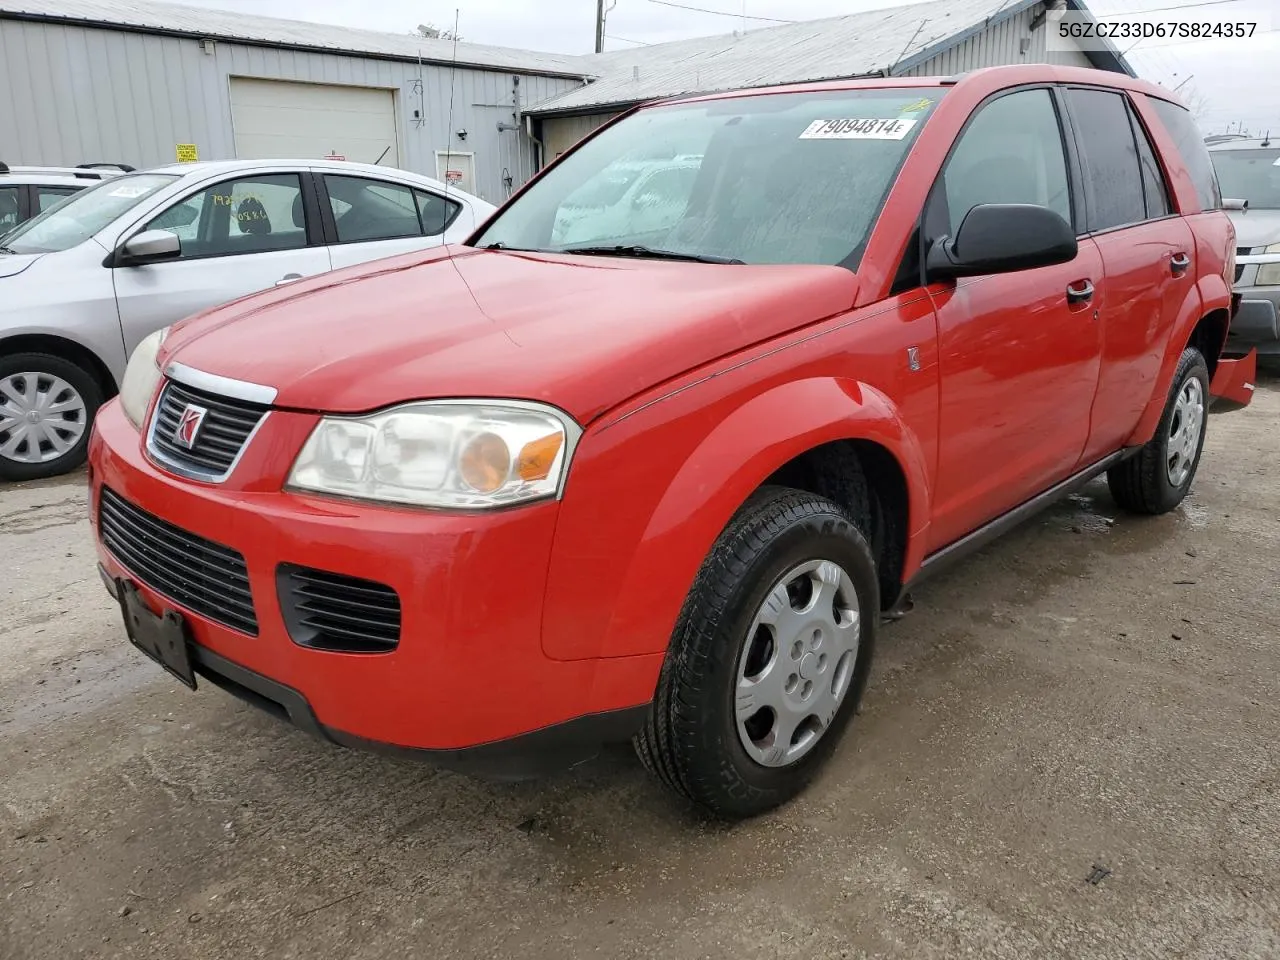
[
  {"left": 1066, "top": 279, "right": 1094, "bottom": 304},
  {"left": 1171, "top": 253, "right": 1191, "bottom": 276},
  {"left": 275, "top": 273, "right": 304, "bottom": 286}
]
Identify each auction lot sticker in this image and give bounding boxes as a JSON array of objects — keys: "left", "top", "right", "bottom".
[{"left": 800, "top": 118, "right": 917, "bottom": 140}]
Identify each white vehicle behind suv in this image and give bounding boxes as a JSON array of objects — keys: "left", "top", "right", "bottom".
[
  {"left": 0, "top": 162, "right": 131, "bottom": 234},
  {"left": 0, "top": 158, "right": 495, "bottom": 481}
]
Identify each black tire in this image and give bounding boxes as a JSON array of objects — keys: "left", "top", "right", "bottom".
[
  {"left": 635, "top": 486, "right": 879, "bottom": 820},
  {"left": 1107, "top": 347, "right": 1209, "bottom": 515},
  {"left": 0, "top": 352, "right": 103, "bottom": 482}
]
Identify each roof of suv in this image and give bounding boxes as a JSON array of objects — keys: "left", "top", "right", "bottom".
[
  {"left": 663, "top": 64, "right": 1183, "bottom": 110},
  {"left": 0, "top": 162, "right": 131, "bottom": 186}
]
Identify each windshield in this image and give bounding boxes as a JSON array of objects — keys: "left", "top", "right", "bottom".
[
  {"left": 1, "top": 174, "right": 177, "bottom": 254},
  {"left": 1212, "top": 148, "right": 1280, "bottom": 209},
  {"left": 475, "top": 88, "right": 942, "bottom": 266}
]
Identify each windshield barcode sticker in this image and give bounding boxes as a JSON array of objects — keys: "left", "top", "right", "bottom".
[{"left": 800, "top": 118, "right": 917, "bottom": 140}]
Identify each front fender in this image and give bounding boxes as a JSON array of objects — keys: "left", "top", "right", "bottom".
[
  {"left": 1127, "top": 271, "right": 1229, "bottom": 445},
  {"left": 541, "top": 376, "right": 929, "bottom": 663}
]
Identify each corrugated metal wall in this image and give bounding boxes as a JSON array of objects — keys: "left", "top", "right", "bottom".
[
  {"left": 902, "top": 7, "right": 1093, "bottom": 76},
  {"left": 0, "top": 17, "right": 582, "bottom": 203},
  {"left": 542, "top": 113, "right": 621, "bottom": 162}
]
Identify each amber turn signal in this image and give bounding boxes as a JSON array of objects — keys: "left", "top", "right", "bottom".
[{"left": 517, "top": 433, "right": 564, "bottom": 482}]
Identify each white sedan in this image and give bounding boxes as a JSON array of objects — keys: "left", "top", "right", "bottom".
[{"left": 0, "top": 158, "right": 495, "bottom": 480}]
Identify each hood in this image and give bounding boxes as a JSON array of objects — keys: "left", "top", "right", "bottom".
[
  {"left": 0, "top": 253, "right": 44, "bottom": 279},
  {"left": 164, "top": 248, "right": 859, "bottom": 423},
  {"left": 1228, "top": 209, "right": 1280, "bottom": 249}
]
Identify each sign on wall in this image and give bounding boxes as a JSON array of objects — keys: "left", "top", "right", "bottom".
[{"left": 175, "top": 143, "right": 199, "bottom": 163}]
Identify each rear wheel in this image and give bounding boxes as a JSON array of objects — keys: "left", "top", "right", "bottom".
[
  {"left": 635, "top": 486, "right": 879, "bottom": 819},
  {"left": 1107, "top": 347, "right": 1209, "bottom": 515},
  {"left": 0, "top": 353, "right": 103, "bottom": 482}
]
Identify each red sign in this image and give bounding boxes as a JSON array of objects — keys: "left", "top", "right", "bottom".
[
  {"left": 325, "top": 153, "right": 346, "bottom": 161},
  {"left": 445, "top": 170, "right": 463, "bottom": 182}
]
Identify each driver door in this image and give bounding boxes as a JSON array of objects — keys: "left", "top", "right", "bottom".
[
  {"left": 112, "top": 173, "right": 331, "bottom": 355},
  {"left": 925, "top": 87, "right": 1105, "bottom": 550}
]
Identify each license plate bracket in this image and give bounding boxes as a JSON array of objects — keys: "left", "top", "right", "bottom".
[{"left": 118, "top": 580, "right": 197, "bottom": 690}]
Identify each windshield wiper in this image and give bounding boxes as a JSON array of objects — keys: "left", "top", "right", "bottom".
[
  {"left": 559, "top": 244, "right": 744, "bottom": 265},
  {"left": 0, "top": 244, "right": 16, "bottom": 255}
]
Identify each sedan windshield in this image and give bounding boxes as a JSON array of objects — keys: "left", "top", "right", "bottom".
[
  {"left": 1212, "top": 148, "right": 1280, "bottom": 209},
  {"left": 1, "top": 174, "right": 177, "bottom": 254},
  {"left": 474, "top": 88, "right": 942, "bottom": 267}
]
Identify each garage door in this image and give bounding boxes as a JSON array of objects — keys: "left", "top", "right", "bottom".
[{"left": 230, "top": 78, "right": 399, "bottom": 167}]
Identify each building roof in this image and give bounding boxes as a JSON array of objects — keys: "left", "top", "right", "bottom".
[
  {"left": 529, "top": 0, "right": 1132, "bottom": 116},
  {"left": 0, "top": 0, "right": 589, "bottom": 77}
]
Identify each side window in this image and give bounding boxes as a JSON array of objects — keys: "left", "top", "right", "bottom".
[
  {"left": 940, "top": 89, "right": 1072, "bottom": 237},
  {"left": 415, "top": 189, "right": 462, "bottom": 236},
  {"left": 1127, "top": 101, "right": 1171, "bottom": 219},
  {"left": 325, "top": 175, "right": 422, "bottom": 243},
  {"left": 0, "top": 186, "right": 19, "bottom": 234},
  {"left": 1065, "top": 88, "right": 1146, "bottom": 231},
  {"left": 1149, "top": 97, "right": 1221, "bottom": 210},
  {"left": 35, "top": 186, "right": 79, "bottom": 213},
  {"left": 144, "top": 174, "right": 307, "bottom": 258}
]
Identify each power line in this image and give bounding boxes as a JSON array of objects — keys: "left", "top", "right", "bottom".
[
  {"left": 1094, "top": 0, "right": 1257, "bottom": 16},
  {"left": 643, "top": 0, "right": 795, "bottom": 24},
  {"left": 607, "top": 33, "right": 652, "bottom": 45}
]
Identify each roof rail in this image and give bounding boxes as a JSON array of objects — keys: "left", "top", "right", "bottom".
[
  {"left": 0, "top": 163, "right": 130, "bottom": 180},
  {"left": 76, "top": 162, "right": 136, "bottom": 173}
]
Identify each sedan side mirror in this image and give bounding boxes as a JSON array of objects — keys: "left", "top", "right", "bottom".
[
  {"left": 119, "top": 229, "right": 181, "bottom": 265},
  {"left": 1222, "top": 197, "right": 1248, "bottom": 212},
  {"left": 926, "top": 203, "right": 1077, "bottom": 282}
]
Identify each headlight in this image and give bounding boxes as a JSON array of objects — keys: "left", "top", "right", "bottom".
[
  {"left": 118, "top": 327, "right": 168, "bottom": 429},
  {"left": 287, "top": 401, "right": 581, "bottom": 509}
]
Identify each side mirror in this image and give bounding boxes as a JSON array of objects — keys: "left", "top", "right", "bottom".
[
  {"left": 119, "top": 229, "right": 181, "bottom": 265},
  {"left": 1222, "top": 197, "right": 1248, "bottom": 212},
  {"left": 926, "top": 203, "right": 1077, "bottom": 282}
]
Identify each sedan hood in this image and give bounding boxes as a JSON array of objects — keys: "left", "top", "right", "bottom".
[
  {"left": 1229, "top": 209, "right": 1280, "bottom": 249},
  {"left": 164, "top": 248, "right": 859, "bottom": 423},
  {"left": 0, "top": 253, "right": 44, "bottom": 279}
]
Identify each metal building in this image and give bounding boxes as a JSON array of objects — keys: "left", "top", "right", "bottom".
[
  {"left": 0, "top": 0, "right": 588, "bottom": 203},
  {"left": 530, "top": 0, "right": 1133, "bottom": 161},
  {"left": 0, "top": 0, "right": 1131, "bottom": 202}
]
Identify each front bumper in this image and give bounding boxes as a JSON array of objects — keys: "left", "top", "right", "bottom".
[{"left": 88, "top": 399, "right": 657, "bottom": 777}]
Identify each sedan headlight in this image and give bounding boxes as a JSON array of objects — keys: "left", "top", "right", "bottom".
[
  {"left": 119, "top": 327, "right": 168, "bottom": 429},
  {"left": 1257, "top": 243, "right": 1280, "bottom": 286},
  {"left": 288, "top": 401, "right": 581, "bottom": 509}
]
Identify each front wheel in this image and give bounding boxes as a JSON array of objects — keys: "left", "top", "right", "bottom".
[
  {"left": 635, "top": 486, "right": 879, "bottom": 819},
  {"left": 0, "top": 353, "right": 103, "bottom": 482},
  {"left": 1107, "top": 347, "right": 1209, "bottom": 515}
]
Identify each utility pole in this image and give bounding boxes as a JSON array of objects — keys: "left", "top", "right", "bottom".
[{"left": 596, "top": 0, "right": 606, "bottom": 53}]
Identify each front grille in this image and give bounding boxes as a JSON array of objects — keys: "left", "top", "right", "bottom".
[
  {"left": 148, "top": 379, "right": 268, "bottom": 478},
  {"left": 277, "top": 565, "right": 401, "bottom": 654},
  {"left": 99, "top": 487, "right": 258, "bottom": 635},
  {"left": 1236, "top": 264, "right": 1246, "bottom": 282},
  {"left": 1238, "top": 246, "right": 1258, "bottom": 257}
]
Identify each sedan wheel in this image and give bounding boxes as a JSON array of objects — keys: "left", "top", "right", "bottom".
[
  {"left": 0, "top": 372, "right": 88, "bottom": 465},
  {"left": 0, "top": 353, "right": 104, "bottom": 482}
]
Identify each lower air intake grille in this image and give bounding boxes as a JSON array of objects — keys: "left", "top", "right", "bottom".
[
  {"left": 98, "top": 487, "right": 258, "bottom": 635},
  {"left": 277, "top": 565, "right": 401, "bottom": 653}
]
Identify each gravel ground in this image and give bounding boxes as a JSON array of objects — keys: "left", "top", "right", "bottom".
[{"left": 2, "top": 371, "right": 1278, "bottom": 960}]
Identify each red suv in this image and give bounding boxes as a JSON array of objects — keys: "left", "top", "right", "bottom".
[{"left": 90, "top": 65, "right": 1256, "bottom": 818}]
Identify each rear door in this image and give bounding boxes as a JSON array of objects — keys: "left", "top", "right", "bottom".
[
  {"left": 924, "top": 86, "right": 1106, "bottom": 550},
  {"left": 320, "top": 173, "right": 465, "bottom": 270},
  {"left": 113, "top": 172, "right": 332, "bottom": 354},
  {"left": 1062, "top": 87, "right": 1196, "bottom": 462}
]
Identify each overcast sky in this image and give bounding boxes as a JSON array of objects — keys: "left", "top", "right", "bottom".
[{"left": 171, "top": 0, "right": 1277, "bottom": 135}]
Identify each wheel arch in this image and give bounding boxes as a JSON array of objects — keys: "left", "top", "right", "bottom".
[
  {"left": 582, "top": 377, "right": 929, "bottom": 662},
  {"left": 1127, "top": 273, "right": 1230, "bottom": 446},
  {"left": 0, "top": 332, "right": 119, "bottom": 399}
]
